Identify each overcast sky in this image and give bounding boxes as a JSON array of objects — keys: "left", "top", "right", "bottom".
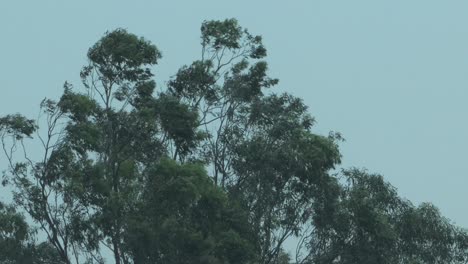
[{"left": 2, "top": 0, "right": 468, "bottom": 255}]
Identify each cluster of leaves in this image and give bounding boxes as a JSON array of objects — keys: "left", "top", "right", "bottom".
[
  {"left": 0, "top": 202, "right": 63, "bottom": 263},
  {"left": 304, "top": 169, "right": 468, "bottom": 264},
  {"left": 1, "top": 18, "right": 468, "bottom": 264}
]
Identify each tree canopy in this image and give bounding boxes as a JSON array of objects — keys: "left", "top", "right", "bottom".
[{"left": 1, "top": 18, "right": 467, "bottom": 264}]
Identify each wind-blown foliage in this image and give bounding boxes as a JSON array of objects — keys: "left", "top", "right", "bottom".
[{"left": 1, "top": 19, "right": 468, "bottom": 264}]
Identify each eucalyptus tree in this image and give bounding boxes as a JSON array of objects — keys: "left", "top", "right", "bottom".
[
  {"left": 301, "top": 169, "right": 468, "bottom": 264},
  {"left": 0, "top": 201, "right": 34, "bottom": 263},
  {"left": 2, "top": 18, "right": 468, "bottom": 264},
  {"left": 124, "top": 158, "right": 256, "bottom": 263},
  {"left": 168, "top": 18, "right": 343, "bottom": 263},
  {"left": 1, "top": 106, "right": 102, "bottom": 263},
  {"left": 0, "top": 201, "right": 64, "bottom": 263},
  {"left": 0, "top": 24, "right": 255, "bottom": 264}
]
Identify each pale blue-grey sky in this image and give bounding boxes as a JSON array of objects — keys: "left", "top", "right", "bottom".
[{"left": 1, "top": 0, "right": 468, "bottom": 242}]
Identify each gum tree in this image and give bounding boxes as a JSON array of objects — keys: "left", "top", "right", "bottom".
[{"left": 2, "top": 18, "right": 468, "bottom": 264}]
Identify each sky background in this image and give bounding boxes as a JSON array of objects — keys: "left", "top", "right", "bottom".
[{"left": 1, "top": 0, "right": 468, "bottom": 258}]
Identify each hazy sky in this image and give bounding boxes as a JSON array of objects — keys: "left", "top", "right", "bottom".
[{"left": 2, "top": 0, "right": 468, "bottom": 251}]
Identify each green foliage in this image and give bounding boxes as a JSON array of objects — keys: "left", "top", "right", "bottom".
[
  {"left": 0, "top": 202, "right": 65, "bottom": 264},
  {"left": 86, "top": 28, "right": 161, "bottom": 83},
  {"left": 218, "top": 91, "right": 341, "bottom": 263},
  {"left": 59, "top": 84, "right": 100, "bottom": 122},
  {"left": 155, "top": 94, "right": 202, "bottom": 158},
  {"left": 0, "top": 114, "right": 36, "bottom": 139},
  {"left": 124, "top": 159, "right": 256, "bottom": 263},
  {"left": 201, "top": 19, "right": 243, "bottom": 50},
  {"left": 305, "top": 169, "right": 468, "bottom": 264},
  {"left": 168, "top": 60, "right": 217, "bottom": 105},
  {"left": 1, "top": 18, "right": 468, "bottom": 264},
  {"left": 0, "top": 201, "right": 30, "bottom": 262},
  {"left": 201, "top": 18, "right": 266, "bottom": 59}
]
